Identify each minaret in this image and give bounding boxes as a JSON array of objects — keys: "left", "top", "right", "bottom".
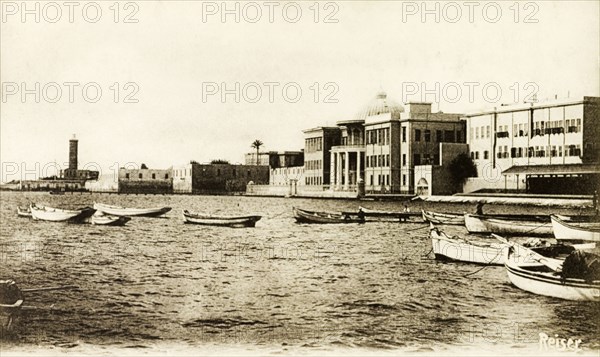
[{"left": 69, "top": 134, "right": 78, "bottom": 171}]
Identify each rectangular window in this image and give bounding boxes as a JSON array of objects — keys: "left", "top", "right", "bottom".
[
  {"left": 165, "top": 174, "right": 169, "bottom": 179},
  {"left": 475, "top": 151, "right": 479, "bottom": 160},
  {"left": 413, "top": 153, "right": 421, "bottom": 165},
  {"left": 514, "top": 124, "right": 518, "bottom": 137},
  {"left": 476, "top": 127, "right": 479, "bottom": 139},
  {"left": 402, "top": 127, "right": 406, "bottom": 142},
  {"left": 152, "top": 173, "right": 156, "bottom": 179},
  {"left": 486, "top": 125, "right": 490, "bottom": 138},
  {"left": 138, "top": 173, "right": 143, "bottom": 179},
  {"left": 386, "top": 154, "right": 390, "bottom": 167},
  {"left": 424, "top": 130, "right": 431, "bottom": 142},
  {"left": 125, "top": 173, "right": 129, "bottom": 179},
  {"left": 415, "top": 129, "right": 421, "bottom": 142},
  {"left": 484, "top": 151, "right": 489, "bottom": 160},
  {"left": 445, "top": 130, "right": 455, "bottom": 143},
  {"left": 402, "top": 174, "right": 406, "bottom": 186},
  {"left": 402, "top": 154, "right": 406, "bottom": 166},
  {"left": 423, "top": 153, "right": 430, "bottom": 164},
  {"left": 436, "top": 130, "right": 443, "bottom": 142}
]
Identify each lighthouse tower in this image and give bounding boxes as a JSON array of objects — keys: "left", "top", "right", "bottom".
[{"left": 69, "top": 134, "right": 78, "bottom": 172}]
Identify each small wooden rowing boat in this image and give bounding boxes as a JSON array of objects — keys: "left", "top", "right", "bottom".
[
  {"left": 182, "top": 210, "right": 261, "bottom": 228},
  {"left": 495, "top": 235, "right": 600, "bottom": 301},
  {"left": 0, "top": 280, "right": 24, "bottom": 329},
  {"left": 422, "top": 210, "right": 464, "bottom": 225},
  {"left": 90, "top": 212, "right": 131, "bottom": 226},
  {"left": 464, "top": 214, "right": 553, "bottom": 236},
  {"left": 551, "top": 214, "right": 600, "bottom": 242},
  {"left": 16, "top": 206, "right": 32, "bottom": 217},
  {"left": 30, "top": 204, "right": 95, "bottom": 223},
  {"left": 94, "top": 202, "right": 171, "bottom": 217},
  {"left": 293, "top": 207, "right": 365, "bottom": 224},
  {"left": 429, "top": 224, "right": 505, "bottom": 265}
]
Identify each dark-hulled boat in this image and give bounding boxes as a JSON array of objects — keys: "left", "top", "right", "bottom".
[
  {"left": 0, "top": 280, "right": 23, "bottom": 329},
  {"left": 183, "top": 210, "right": 261, "bottom": 228},
  {"left": 293, "top": 207, "right": 365, "bottom": 224}
]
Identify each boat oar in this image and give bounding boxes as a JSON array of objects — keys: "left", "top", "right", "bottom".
[
  {"left": 492, "top": 234, "right": 563, "bottom": 272},
  {"left": 20, "top": 305, "right": 57, "bottom": 311},
  {"left": 21, "top": 285, "right": 78, "bottom": 293}
]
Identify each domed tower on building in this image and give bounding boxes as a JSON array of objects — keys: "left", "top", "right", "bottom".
[{"left": 330, "top": 91, "right": 406, "bottom": 192}]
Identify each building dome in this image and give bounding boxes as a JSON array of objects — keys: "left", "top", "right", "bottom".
[{"left": 353, "top": 91, "right": 404, "bottom": 120}]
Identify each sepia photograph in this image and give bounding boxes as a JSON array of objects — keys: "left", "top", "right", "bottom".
[{"left": 1, "top": 0, "right": 599, "bottom": 356}]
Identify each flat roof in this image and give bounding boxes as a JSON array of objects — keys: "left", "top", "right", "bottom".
[
  {"left": 502, "top": 164, "right": 600, "bottom": 175},
  {"left": 302, "top": 126, "right": 340, "bottom": 133},
  {"left": 463, "top": 96, "right": 599, "bottom": 118}
]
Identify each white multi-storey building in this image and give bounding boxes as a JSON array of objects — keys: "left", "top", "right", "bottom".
[{"left": 464, "top": 96, "right": 600, "bottom": 194}]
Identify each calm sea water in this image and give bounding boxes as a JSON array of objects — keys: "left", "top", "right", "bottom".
[{"left": 0, "top": 192, "right": 598, "bottom": 355}]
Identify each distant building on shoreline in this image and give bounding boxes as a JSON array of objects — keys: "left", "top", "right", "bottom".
[
  {"left": 464, "top": 96, "right": 600, "bottom": 194},
  {"left": 173, "top": 162, "right": 269, "bottom": 194},
  {"left": 117, "top": 167, "right": 173, "bottom": 194},
  {"left": 260, "top": 91, "right": 468, "bottom": 197},
  {"left": 61, "top": 134, "right": 99, "bottom": 180},
  {"left": 5, "top": 134, "right": 99, "bottom": 192},
  {"left": 244, "top": 151, "right": 304, "bottom": 168}
]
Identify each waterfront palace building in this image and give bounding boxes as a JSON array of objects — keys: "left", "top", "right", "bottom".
[
  {"left": 464, "top": 96, "right": 600, "bottom": 194},
  {"left": 267, "top": 93, "right": 599, "bottom": 197},
  {"left": 302, "top": 92, "right": 466, "bottom": 195}
]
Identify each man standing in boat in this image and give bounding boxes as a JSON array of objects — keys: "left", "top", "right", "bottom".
[
  {"left": 357, "top": 208, "right": 365, "bottom": 223},
  {"left": 476, "top": 202, "right": 484, "bottom": 215}
]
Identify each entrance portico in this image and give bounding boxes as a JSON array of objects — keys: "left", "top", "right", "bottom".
[{"left": 330, "top": 147, "right": 365, "bottom": 191}]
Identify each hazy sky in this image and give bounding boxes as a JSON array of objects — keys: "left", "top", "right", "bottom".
[{"left": 1, "top": 0, "right": 598, "bottom": 181}]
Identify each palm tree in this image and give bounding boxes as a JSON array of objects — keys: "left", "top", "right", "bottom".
[{"left": 251, "top": 140, "right": 264, "bottom": 165}]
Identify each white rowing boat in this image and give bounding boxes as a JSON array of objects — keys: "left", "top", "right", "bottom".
[
  {"left": 183, "top": 210, "right": 261, "bottom": 228},
  {"left": 90, "top": 212, "right": 131, "bottom": 226},
  {"left": 94, "top": 202, "right": 171, "bottom": 217},
  {"left": 16, "top": 206, "right": 32, "bottom": 217},
  {"left": 30, "top": 204, "right": 95, "bottom": 223},
  {"left": 551, "top": 214, "right": 600, "bottom": 242},
  {"left": 429, "top": 224, "right": 505, "bottom": 265},
  {"left": 496, "top": 235, "right": 600, "bottom": 301},
  {"left": 422, "top": 210, "right": 465, "bottom": 225},
  {"left": 464, "top": 214, "right": 554, "bottom": 236}
]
